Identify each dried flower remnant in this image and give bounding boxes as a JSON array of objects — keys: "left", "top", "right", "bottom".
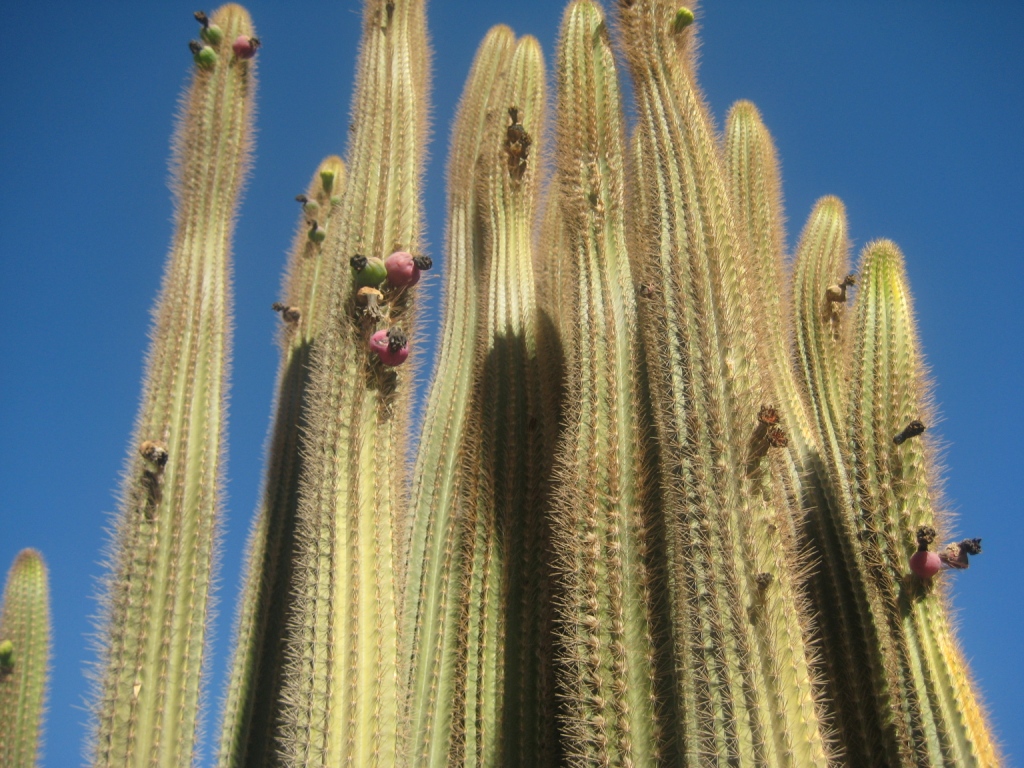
[
  {"left": 893, "top": 419, "right": 926, "bottom": 445},
  {"left": 940, "top": 538, "right": 982, "bottom": 570},
  {"left": 505, "top": 106, "right": 532, "bottom": 180},
  {"left": 271, "top": 302, "right": 301, "bottom": 323},
  {"left": 825, "top": 274, "right": 856, "bottom": 303}
]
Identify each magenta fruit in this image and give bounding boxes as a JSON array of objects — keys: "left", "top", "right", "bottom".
[
  {"left": 384, "top": 251, "right": 432, "bottom": 288},
  {"left": 909, "top": 550, "right": 941, "bottom": 580},
  {"left": 369, "top": 328, "right": 409, "bottom": 367},
  {"left": 232, "top": 35, "right": 260, "bottom": 60}
]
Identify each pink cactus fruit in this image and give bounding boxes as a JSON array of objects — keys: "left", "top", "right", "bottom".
[
  {"left": 384, "top": 251, "right": 432, "bottom": 288},
  {"left": 909, "top": 525, "right": 941, "bottom": 579},
  {"left": 369, "top": 327, "right": 409, "bottom": 367},
  {"left": 232, "top": 35, "right": 261, "bottom": 60}
]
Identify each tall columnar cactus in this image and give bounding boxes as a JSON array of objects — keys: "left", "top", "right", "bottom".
[
  {"left": 275, "top": 0, "right": 429, "bottom": 764},
  {"left": 402, "top": 30, "right": 555, "bottom": 765},
  {"left": 842, "top": 240, "right": 997, "bottom": 766},
  {"left": 617, "top": 1, "right": 831, "bottom": 763},
  {"left": 43, "top": 2, "right": 999, "bottom": 767},
  {"left": 89, "top": 6, "right": 256, "bottom": 766},
  {"left": 217, "top": 156, "right": 346, "bottom": 768},
  {"left": 0, "top": 549, "right": 51, "bottom": 768},
  {"left": 547, "top": 1, "right": 668, "bottom": 764}
]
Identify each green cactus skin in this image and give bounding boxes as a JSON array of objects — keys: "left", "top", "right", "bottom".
[
  {"left": 0, "top": 549, "right": 50, "bottom": 768},
  {"left": 617, "top": 1, "right": 831, "bottom": 764},
  {"left": 275, "top": 0, "right": 429, "bottom": 764},
  {"left": 88, "top": 6, "right": 256, "bottom": 766},
  {"left": 844, "top": 240, "right": 999, "bottom": 766},
  {"left": 398, "top": 25, "right": 518, "bottom": 766},
  {"left": 547, "top": 2, "right": 672, "bottom": 764},
  {"left": 217, "top": 156, "right": 345, "bottom": 768},
  {"left": 728, "top": 105, "right": 892, "bottom": 763}
]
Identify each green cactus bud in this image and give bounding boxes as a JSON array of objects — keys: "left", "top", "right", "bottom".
[
  {"left": 350, "top": 254, "right": 386, "bottom": 287},
  {"left": 673, "top": 6, "right": 695, "bottom": 32},
  {"left": 191, "top": 41, "right": 218, "bottom": 69},
  {"left": 307, "top": 219, "right": 326, "bottom": 243},
  {"left": 319, "top": 168, "right": 336, "bottom": 193}
]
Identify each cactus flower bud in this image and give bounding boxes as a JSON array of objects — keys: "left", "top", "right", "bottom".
[
  {"left": 320, "top": 169, "right": 336, "bottom": 193},
  {"left": 295, "top": 194, "right": 320, "bottom": 218},
  {"left": 232, "top": 35, "right": 260, "bottom": 60},
  {"left": 384, "top": 251, "right": 432, "bottom": 288},
  {"left": 307, "top": 220, "right": 326, "bottom": 244},
  {"left": 190, "top": 41, "right": 217, "bottom": 69},
  {"left": 195, "top": 12, "right": 224, "bottom": 46},
  {"left": 0, "top": 639, "right": 13, "bottom": 669},
  {"left": 351, "top": 255, "right": 387, "bottom": 288},
  {"left": 369, "top": 327, "right": 409, "bottom": 366},
  {"left": 674, "top": 7, "right": 695, "bottom": 32}
]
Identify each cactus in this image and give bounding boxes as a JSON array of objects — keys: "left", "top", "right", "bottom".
[
  {"left": 217, "top": 156, "right": 345, "bottom": 768},
  {"left": 9, "top": 1, "right": 991, "bottom": 766},
  {"left": 0, "top": 549, "right": 51, "bottom": 768},
  {"left": 272, "top": 0, "right": 430, "bottom": 765},
  {"left": 547, "top": 2, "right": 668, "bottom": 763},
  {"left": 88, "top": 6, "right": 256, "bottom": 766}
]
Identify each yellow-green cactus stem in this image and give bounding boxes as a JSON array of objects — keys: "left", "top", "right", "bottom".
[
  {"left": 217, "top": 156, "right": 345, "bottom": 768},
  {"left": 0, "top": 549, "right": 51, "bottom": 768},
  {"left": 397, "top": 32, "right": 555, "bottom": 765},
  {"left": 89, "top": 6, "right": 256, "bottom": 767},
  {"left": 548, "top": 1, "right": 671, "bottom": 764},
  {"left": 276, "top": 0, "right": 429, "bottom": 765},
  {"left": 398, "top": 24, "right": 519, "bottom": 766},
  {"left": 845, "top": 240, "right": 999, "bottom": 766},
  {"left": 617, "top": 0, "right": 831, "bottom": 763}
]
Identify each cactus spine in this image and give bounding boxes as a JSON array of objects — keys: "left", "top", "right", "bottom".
[
  {"left": 276, "top": 0, "right": 429, "bottom": 764},
  {"left": 89, "top": 7, "right": 255, "bottom": 766},
  {"left": 548, "top": 1, "right": 668, "bottom": 764},
  {"left": 843, "top": 241, "right": 998, "bottom": 766},
  {"left": 618, "top": 1, "right": 830, "bottom": 763},
  {"left": 217, "top": 156, "right": 345, "bottom": 768},
  {"left": 0, "top": 549, "right": 51, "bottom": 768}
]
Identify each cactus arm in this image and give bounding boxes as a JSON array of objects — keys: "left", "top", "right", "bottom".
[
  {"left": 456, "top": 37, "right": 551, "bottom": 766},
  {"left": 399, "top": 25, "right": 515, "bottom": 766},
  {"left": 547, "top": 1, "right": 669, "bottom": 763},
  {"left": 787, "top": 196, "right": 900, "bottom": 763},
  {"left": 89, "top": 7, "right": 255, "bottom": 766},
  {"left": 847, "top": 241, "right": 999, "bottom": 766},
  {"left": 216, "top": 156, "right": 345, "bottom": 768},
  {"left": 617, "top": 2, "right": 830, "bottom": 764},
  {"left": 276, "top": 1, "right": 429, "bottom": 765},
  {"left": 0, "top": 549, "right": 51, "bottom": 768}
]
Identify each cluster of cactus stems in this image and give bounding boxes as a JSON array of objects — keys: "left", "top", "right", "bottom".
[
  {"left": 0, "top": 549, "right": 51, "bottom": 767},
  {"left": 0, "top": 0, "right": 992, "bottom": 766}
]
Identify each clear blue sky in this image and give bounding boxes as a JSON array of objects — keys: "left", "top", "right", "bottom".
[{"left": 1, "top": 1, "right": 1021, "bottom": 765}]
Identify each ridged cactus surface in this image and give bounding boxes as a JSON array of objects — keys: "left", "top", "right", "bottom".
[
  {"left": 843, "top": 241, "right": 997, "bottom": 766},
  {"left": 0, "top": 549, "right": 51, "bottom": 768},
  {"left": 276, "top": 0, "right": 429, "bottom": 764},
  {"left": 89, "top": 6, "right": 256, "bottom": 766},
  {"left": 16, "top": 2, "right": 993, "bottom": 767},
  {"left": 618, "top": 1, "right": 831, "bottom": 763},
  {"left": 217, "top": 156, "right": 346, "bottom": 768},
  {"left": 548, "top": 2, "right": 668, "bottom": 764}
]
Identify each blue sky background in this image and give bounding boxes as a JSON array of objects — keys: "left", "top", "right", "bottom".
[{"left": 1, "top": 1, "right": 1021, "bottom": 765}]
